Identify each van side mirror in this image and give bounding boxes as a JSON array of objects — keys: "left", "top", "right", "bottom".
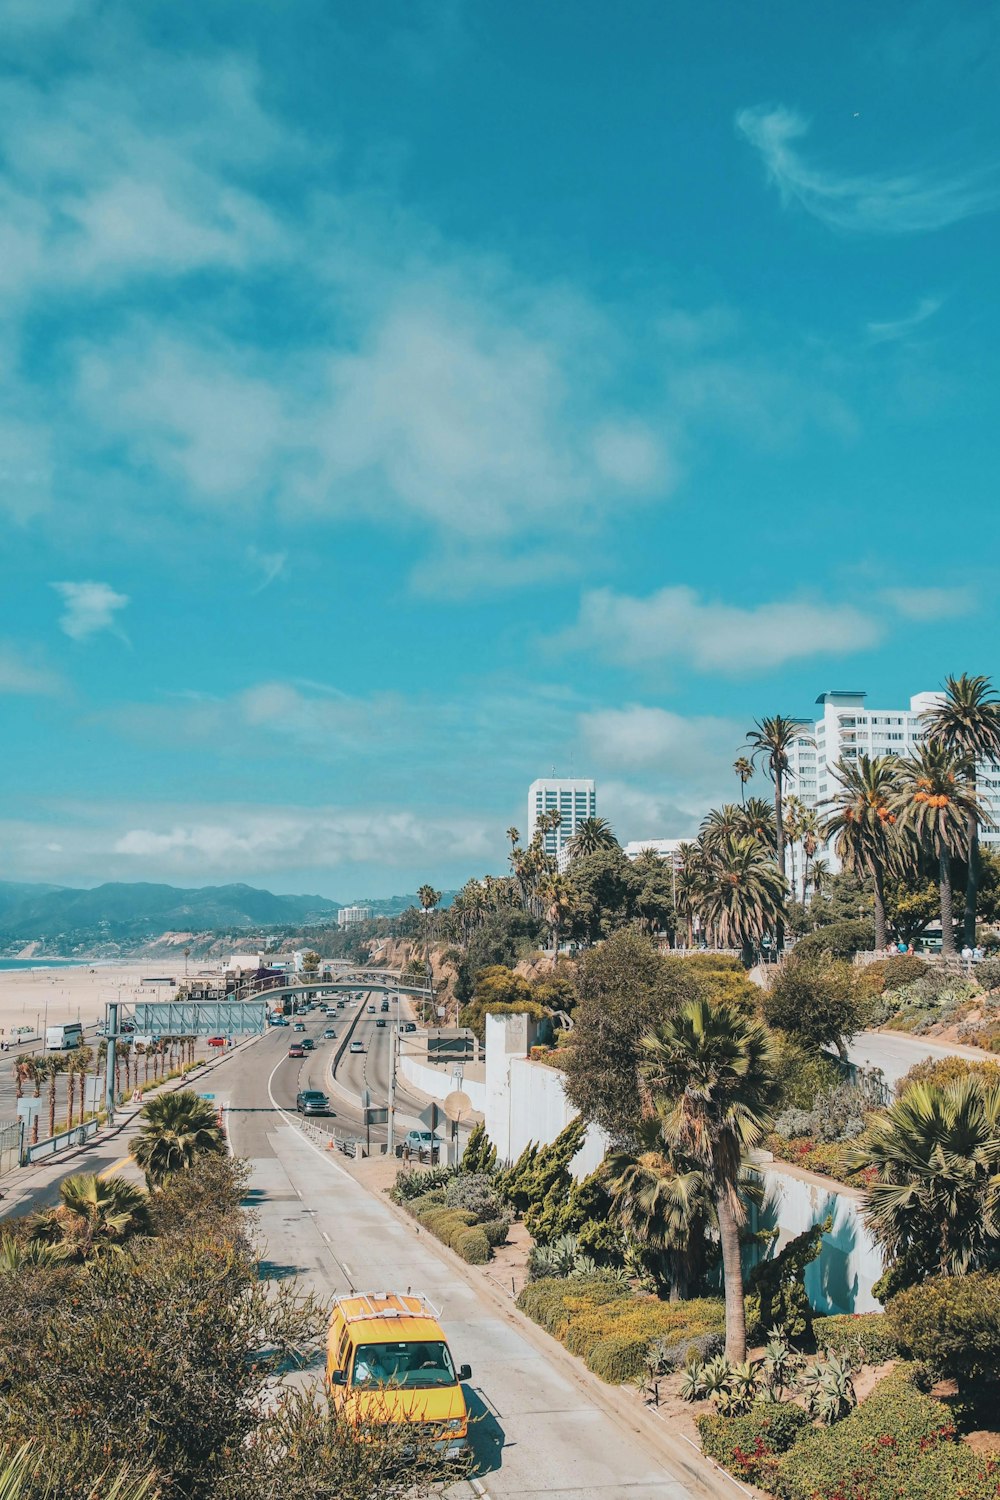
[
  {"left": 329, "top": 1369, "right": 346, "bottom": 1386},
  {"left": 458, "top": 1364, "right": 472, "bottom": 1382}
]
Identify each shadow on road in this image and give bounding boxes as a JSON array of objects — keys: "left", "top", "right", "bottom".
[
  {"left": 465, "top": 1386, "right": 506, "bottom": 1479},
  {"left": 257, "top": 1258, "right": 306, "bottom": 1282}
]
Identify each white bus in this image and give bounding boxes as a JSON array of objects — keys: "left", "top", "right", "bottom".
[{"left": 45, "top": 1022, "right": 84, "bottom": 1051}]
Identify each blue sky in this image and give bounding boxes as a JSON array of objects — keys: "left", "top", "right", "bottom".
[{"left": 3, "top": 0, "right": 999, "bottom": 898}]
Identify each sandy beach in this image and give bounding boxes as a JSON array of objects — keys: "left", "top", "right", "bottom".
[{"left": 0, "top": 963, "right": 207, "bottom": 1048}]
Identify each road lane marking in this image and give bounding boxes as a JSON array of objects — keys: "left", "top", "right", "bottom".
[{"left": 98, "top": 1154, "right": 134, "bottom": 1179}]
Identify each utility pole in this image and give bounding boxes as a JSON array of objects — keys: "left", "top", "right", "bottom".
[
  {"left": 104, "top": 999, "right": 118, "bottom": 1124},
  {"left": 386, "top": 1018, "right": 397, "bottom": 1159}
]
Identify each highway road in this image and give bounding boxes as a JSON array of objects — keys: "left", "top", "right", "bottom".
[
  {"left": 843, "top": 1027, "right": 998, "bottom": 1088},
  {"left": 221, "top": 1025, "right": 719, "bottom": 1499}
]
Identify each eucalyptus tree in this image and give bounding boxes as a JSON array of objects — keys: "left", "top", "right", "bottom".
[
  {"left": 640, "top": 999, "right": 778, "bottom": 1358},
  {"left": 921, "top": 674, "right": 1000, "bottom": 946},
  {"left": 892, "top": 744, "right": 983, "bottom": 958},
  {"left": 823, "top": 754, "right": 902, "bottom": 951}
]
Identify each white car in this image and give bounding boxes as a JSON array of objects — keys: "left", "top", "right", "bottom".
[
  {"left": 349, "top": 1040, "right": 365, "bottom": 1054},
  {"left": 402, "top": 1129, "right": 444, "bottom": 1153}
]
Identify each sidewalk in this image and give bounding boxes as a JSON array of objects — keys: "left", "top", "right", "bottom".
[{"left": 0, "top": 1034, "right": 261, "bottom": 1219}]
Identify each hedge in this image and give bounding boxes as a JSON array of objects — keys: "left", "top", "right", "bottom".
[
  {"left": 517, "top": 1275, "right": 724, "bottom": 1385},
  {"left": 772, "top": 1365, "right": 1000, "bottom": 1500},
  {"left": 407, "top": 1203, "right": 495, "bottom": 1265},
  {"left": 697, "top": 1404, "right": 809, "bottom": 1488},
  {"left": 812, "top": 1313, "right": 897, "bottom": 1364}
]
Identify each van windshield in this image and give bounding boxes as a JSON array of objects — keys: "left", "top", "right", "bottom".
[{"left": 352, "top": 1340, "right": 456, "bottom": 1389}]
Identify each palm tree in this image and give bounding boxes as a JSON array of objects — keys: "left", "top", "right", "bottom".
[
  {"left": 921, "top": 674, "right": 1000, "bottom": 947},
  {"left": 74, "top": 1045, "right": 94, "bottom": 1125},
  {"left": 605, "top": 1123, "right": 714, "bottom": 1300},
  {"left": 851, "top": 1076, "right": 1000, "bottom": 1292},
  {"left": 23, "top": 1056, "right": 44, "bottom": 1144},
  {"left": 133, "top": 1090, "right": 226, "bottom": 1187},
  {"left": 782, "top": 794, "right": 807, "bottom": 902},
  {"left": 809, "top": 856, "right": 830, "bottom": 898},
  {"left": 30, "top": 1172, "right": 149, "bottom": 1260},
  {"left": 823, "top": 755, "right": 902, "bottom": 951},
  {"left": 745, "top": 715, "right": 805, "bottom": 946},
  {"left": 732, "top": 756, "right": 754, "bottom": 804},
  {"left": 417, "top": 884, "right": 442, "bottom": 916},
  {"left": 538, "top": 872, "right": 575, "bottom": 958},
  {"left": 41, "top": 1055, "right": 65, "bottom": 1140},
  {"left": 699, "top": 805, "right": 744, "bottom": 851},
  {"left": 567, "top": 816, "right": 618, "bottom": 860},
  {"left": 695, "top": 834, "right": 787, "bottom": 964},
  {"left": 11, "top": 1054, "right": 33, "bottom": 1103},
  {"left": 640, "top": 999, "right": 778, "bottom": 1359},
  {"left": 799, "top": 807, "right": 821, "bottom": 905},
  {"left": 737, "top": 797, "right": 778, "bottom": 851},
  {"left": 892, "top": 744, "right": 983, "bottom": 958},
  {"left": 674, "top": 843, "right": 703, "bottom": 949}
]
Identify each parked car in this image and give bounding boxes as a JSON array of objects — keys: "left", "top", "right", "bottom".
[
  {"left": 323, "top": 1027, "right": 337, "bottom": 1039},
  {"left": 288, "top": 1043, "right": 305, "bottom": 1058},
  {"left": 349, "top": 1040, "right": 365, "bottom": 1054},
  {"left": 402, "top": 1129, "right": 443, "bottom": 1158},
  {"left": 296, "top": 1089, "right": 332, "bottom": 1116}
]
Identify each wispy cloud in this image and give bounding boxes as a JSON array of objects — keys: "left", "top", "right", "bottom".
[
  {"left": 0, "top": 642, "right": 62, "bottom": 695},
  {"left": 559, "top": 585, "right": 881, "bottom": 675},
  {"left": 882, "top": 585, "right": 975, "bottom": 621},
  {"left": 866, "top": 296, "right": 943, "bottom": 344},
  {"left": 736, "top": 104, "right": 1000, "bottom": 234},
  {"left": 52, "top": 581, "right": 129, "bottom": 641},
  {"left": 246, "top": 546, "right": 288, "bottom": 593}
]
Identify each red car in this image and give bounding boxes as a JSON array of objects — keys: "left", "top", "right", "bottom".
[
  {"left": 207, "top": 1036, "right": 226, "bottom": 1047},
  {"left": 287, "top": 1043, "right": 305, "bottom": 1058}
]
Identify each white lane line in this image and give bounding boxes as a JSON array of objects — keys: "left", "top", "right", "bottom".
[{"left": 266, "top": 1054, "right": 349, "bottom": 1181}]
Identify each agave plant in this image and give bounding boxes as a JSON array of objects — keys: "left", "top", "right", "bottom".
[
  {"left": 526, "top": 1234, "right": 580, "bottom": 1281},
  {"left": 714, "top": 1359, "right": 761, "bottom": 1416},
  {"left": 760, "top": 1331, "right": 799, "bottom": 1399},
  {"left": 801, "top": 1353, "right": 857, "bottom": 1425},
  {"left": 699, "top": 1354, "right": 734, "bottom": 1397},
  {"left": 679, "top": 1362, "right": 707, "bottom": 1402}
]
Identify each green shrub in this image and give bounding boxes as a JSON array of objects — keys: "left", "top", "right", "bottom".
[
  {"left": 896, "top": 1054, "right": 1000, "bottom": 1097},
  {"left": 812, "top": 1313, "right": 896, "bottom": 1364},
  {"left": 884, "top": 1273, "right": 1000, "bottom": 1409},
  {"left": 698, "top": 1403, "right": 808, "bottom": 1487},
  {"left": 858, "top": 955, "right": 928, "bottom": 994},
  {"left": 389, "top": 1165, "right": 453, "bottom": 1203},
  {"left": 793, "top": 920, "right": 874, "bottom": 960},
  {"left": 773, "top": 1365, "right": 995, "bottom": 1500},
  {"left": 585, "top": 1333, "right": 651, "bottom": 1385},
  {"left": 407, "top": 1189, "right": 446, "bottom": 1213},
  {"left": 444, "top": 1172, "right": 502, "bottom": 1221},
  {"left": 453, "top": 1227, "right": 490, "bottom": 1264},
  {"left": 480, "top": 1216, "right": 511, "bottom": 1248}
]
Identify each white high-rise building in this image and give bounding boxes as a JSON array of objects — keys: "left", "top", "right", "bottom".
[
  {"left": 528, "top": 778, "right": 596, "bottom": 870},
  {"left": 337, "top": 904, "right": 373, "bottom": 928},
  {"left": 784, "top": 690, "right": 1000, "bottom": 869}
]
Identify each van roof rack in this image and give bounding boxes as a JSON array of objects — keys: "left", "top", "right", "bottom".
[{"left": 334, "top": 1291, "right": 442, "bottom": 1323}]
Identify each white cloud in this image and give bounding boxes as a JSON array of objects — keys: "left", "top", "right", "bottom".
[
  {"left": 736, "top": 104, "right": 1000, "bottom": 234},
  {"left": 866, "top": 296, "right": 943, "bottom": 344},
  {"left": 0, "top": 642, "right": 62, "bottom": 695},
  {"left": 581, "top": 705, "right": 739, "bottom": 775},
  {"left": 882, "top": 585, "right": 975, "bottom": 621},
  {"left": 562, "top": 585, "right": 881, "bottom": 674},
  {"left": 52, "top": 580, "right": 129, "bottom": 640}
]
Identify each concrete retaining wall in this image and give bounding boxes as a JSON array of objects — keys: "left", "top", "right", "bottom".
[{"left": 400, "top": 1054, "right": 487, "bottom": 1114}]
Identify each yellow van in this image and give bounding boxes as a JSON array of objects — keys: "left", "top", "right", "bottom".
[{"left": 326, "top": 1292, "right": 472, "bottom": 1458}]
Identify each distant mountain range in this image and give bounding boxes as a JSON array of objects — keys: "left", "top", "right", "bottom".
[{"left": 0, "top": 881, "right": 340, "bottom": 942}]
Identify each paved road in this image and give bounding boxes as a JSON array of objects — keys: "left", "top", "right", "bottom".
[
  {"left": 843, "top": 1029, "right": 997, "bottom": 1088},
  {"left": 224, "top": 1029, "right": 718, "bottom": 1499}
]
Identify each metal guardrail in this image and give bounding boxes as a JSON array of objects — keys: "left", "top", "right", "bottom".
[
  {"left": 0, "top": 1121, "right": 21, "bottom": 1175},
  {"left": 23, "top": 1117, "right": 100, "bottom": 1165}
]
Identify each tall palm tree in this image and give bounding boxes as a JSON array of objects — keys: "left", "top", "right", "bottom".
[
  {"left": 823, "top": 754, "right": 902, "bottom": 951},
  {"left": 133, "top": 1090, "right": 226, "bottom": 1187},
  {"left": 30, "top": 1172, "right": 149, "bottom": 1260},
  {"left": 538, "top": 872, "right": 575, "bottom": 958},
  {"left": 41, "top": 1055, "right": 66, "bottom": 1140},
  {"left": 782, "top": 794, "right": 807, "bottom": 902},
  {"left": 417, "top": 884, "right": 442, "bottom": 916},
  {"left": 892, "top": 744, "right": 983, "bottom": 958},
  {"left": 745, "top": 715, "right": 805, "bottom": 947},
  {"left": 23, "top": 1056, "right": 44, "bottom": 1144},
  {"left": 921, "top": 674, "right": 1000, "bottom": 947},
  {"left": 699, "top": 805, "right": 744, "bottom": 851},
  {"left": 809, "top": 856, "right": 830, "bottom": 898},
  {"left": 640, "top": 999, "right": 778, "bottom": 1358},
  {"left": 11, "top": 1054, "right": 33, "bottom": 1103},
  {"left": 798, "top": 807, "right": 821, "bottom": 905},
  {"left": 695, "top": 833, "right": 787, "bottom": 964},
  {"left": 567, "top": 816, "right": 618, "bottom": 860},
  {"left": 674, "top": 843, "right": 703, "bottom": 949},
  {"left": 732, "top": 756, "right": 754, "bottom": 805},
  {"left": 74, "top": 1045, "right": 94, "bottom": 1126},
  {"left": 851, "top": 1076, "right": 1000, "bottom": 1292}
]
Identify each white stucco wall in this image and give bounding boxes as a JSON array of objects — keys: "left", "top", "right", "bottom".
[
  {"left": 754, "top": 1161, "right": 883, "bottom": 1315},
  {"left": 399, "top": 1054, "right": 487, "bottom": 1114}
]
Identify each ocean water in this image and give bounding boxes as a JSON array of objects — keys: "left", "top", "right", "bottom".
[{"left": 0, "top": 958, "right": 78, "bottom": 971}]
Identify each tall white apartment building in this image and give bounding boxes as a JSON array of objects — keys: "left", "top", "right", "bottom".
[
  {"left": 528, "top": 778, "right": 596, "bottom": 870},
  {"left": 785, "top": 690, "right": 1000, "bottom": 862},
  {"left": 337, "top": 904, "right": 373, "bottom": 927}
]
